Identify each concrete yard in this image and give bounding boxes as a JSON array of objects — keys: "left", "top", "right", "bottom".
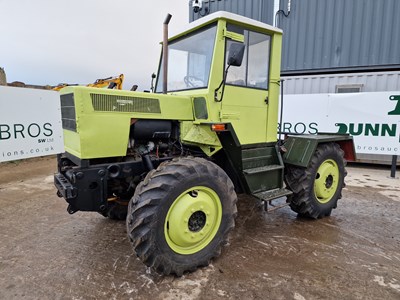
[{"left": 0, "top": 157, "right": 399, "bottom": 299}]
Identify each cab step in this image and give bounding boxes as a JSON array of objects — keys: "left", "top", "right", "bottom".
[
  {"left": 253, "top": 188, "right": 293, "bottom": 212},
  {"left": 243, "top": 164, "right": 283, "bottom": 175}
]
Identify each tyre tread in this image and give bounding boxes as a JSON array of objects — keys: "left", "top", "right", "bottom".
[
  {"left": 284, "top": 143, "right": 347, "bottom": 219},
  {"left": 127, "top": 157, "right": 237, "bottom": 275}
]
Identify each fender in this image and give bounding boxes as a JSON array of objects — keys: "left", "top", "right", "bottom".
[{"left": 283, "top": 134, "right": 356, "bottom": 168}]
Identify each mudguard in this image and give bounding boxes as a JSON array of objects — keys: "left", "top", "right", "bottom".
[{"left": 282, "top": 134, "right": 356, "bottom": 168}]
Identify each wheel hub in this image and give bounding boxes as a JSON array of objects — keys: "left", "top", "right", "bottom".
[
  {"left": 325, "top": 174, "right": 333, "bottom": 189},
  {"left": 164, "top": 186, "right": 222, "bottom": 255},
  {"left": 188, "top": 211, "right": 207, "bottom": 232},
  {"left": 314, "top": 159, "right": 339, "bottom": 203}
]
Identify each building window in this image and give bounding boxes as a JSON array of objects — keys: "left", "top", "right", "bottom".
[
  {"left": 336, "top": 84, "right": 363, "bottom": 93},
  {"left": 225, "top": 30, "right": 271, "bottom": 90}
]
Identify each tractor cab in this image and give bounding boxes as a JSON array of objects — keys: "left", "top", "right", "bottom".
[{"left": 155, "top": 12, "right": 283, "bottom": 146}]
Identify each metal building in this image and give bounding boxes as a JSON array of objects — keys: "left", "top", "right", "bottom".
[
  {"left": 283, "top": 71, "right": 400, "bottom": 95},
  {"left": 190, "top": 0, "right": 275, "bottom": 25},
  {"left": 190, "top": 0, "right": 400, "bottom": 76},
  {"left": 189, "top": 0, "right": 400, "bottom": 164}
]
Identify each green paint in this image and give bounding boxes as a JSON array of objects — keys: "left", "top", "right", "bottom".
[
  {"left": 223, "top": 29, "right": 245, "bottom": 42},
  {"left": 164, "top": 186, "right": 222, "bottom": 255},
  {"left": 61, "top": 14, "right": 284, "bottom": 159},
  {"left": 182, "top": 124, "right": 222, "bottom": 156},
  {"left": 389, "top": 95, "right": 400, "bottom": 115},
  {"left": 314, "top": 159, "right": 339, "bottom": 204},
  {"left": 336, "top": 123, "right": 397, "bottom": 137},
  {"left": 61, "top": 87, "right": 193, "bottom": 159},
  {"left": 283, "top": 134, "right": 353, "bottom": 168}
]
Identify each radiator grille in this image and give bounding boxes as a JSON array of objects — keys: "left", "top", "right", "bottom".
[
  {"left": 91, "top": 94, "right": 161, "bottom": 113},
  {"left": 60, "top": 93, "right": 76, "bottom": 131}
]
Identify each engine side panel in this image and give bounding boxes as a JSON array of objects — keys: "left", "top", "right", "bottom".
[{"left": 60, "top": 86, "right": 194, "bottom": 159}]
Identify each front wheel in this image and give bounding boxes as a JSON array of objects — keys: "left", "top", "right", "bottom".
[
  {"left": 126, "top": 157, "right": 237, "bottom": 276},
  {"left": 285, "top": 143, "right": 347, "bottom": 219}
]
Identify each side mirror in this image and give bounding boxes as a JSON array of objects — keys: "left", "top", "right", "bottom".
[
  {"left": 214, "top": 43, "right": 245, "bottom": 102},
  {"left": 228, "top": 43, "right": 245, "bottom": 67}
]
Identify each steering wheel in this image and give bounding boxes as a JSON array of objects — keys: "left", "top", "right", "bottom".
[{"left": 184, "top": 75, "right": 204, "bottom": 87}]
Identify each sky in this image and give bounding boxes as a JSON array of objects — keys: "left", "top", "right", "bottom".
[{"left": 0, "top": 0, "right": 189, "bottom": 91}]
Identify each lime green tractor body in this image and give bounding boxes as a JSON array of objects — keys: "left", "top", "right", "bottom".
[
  {"left": 55, "top": 12, "right": 355, "bottom": 276},
  {"left": 60, "top": 12, "right": 282, "bottom": 159}
]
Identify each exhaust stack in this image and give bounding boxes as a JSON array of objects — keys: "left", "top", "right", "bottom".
[{"left": 163, "top": 14, "right": 172, "bottom": 94}]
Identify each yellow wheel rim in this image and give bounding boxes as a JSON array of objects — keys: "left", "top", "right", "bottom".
[
  {"left": 314, "top": 159, "right": 339, "bottom": 204},
  {"left": 164, "top": 186, "right": 222, "bottom": 255}
]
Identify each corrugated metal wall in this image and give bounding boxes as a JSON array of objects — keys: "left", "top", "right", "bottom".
[
  {"left": 279, "top": 0, "right": 400, "bottom": 74},
  {"left": 190, "top": 0, "right": 400, "bottom": 74},
  {"left": 190, "top": 0, "right": 275, "bottom": 24},
  {"left": 283, "top": 71, "right": 400, "bottom": 94}
]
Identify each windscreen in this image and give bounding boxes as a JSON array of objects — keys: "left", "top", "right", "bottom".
[{"left": 156, "top": 25, "right": 217, "bottom": 92}]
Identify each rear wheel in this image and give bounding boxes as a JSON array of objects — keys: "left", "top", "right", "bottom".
[
  {"left": 285, "top": 143, "right": 346, "bottom": 219},
  {"left": 126, "top": 157, "right": 237, "bottom": 276}
]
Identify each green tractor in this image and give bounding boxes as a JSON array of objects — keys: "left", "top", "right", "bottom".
[{"left": 54, "top": 12, "right": 355, "bottom": 276}]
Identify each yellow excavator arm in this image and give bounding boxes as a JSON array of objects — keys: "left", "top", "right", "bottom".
[
  {"left": 87, "top": 74, "right": 124, "bottom": 89},
  {"left": 53, "top": 74, "right": 124, "bottom": 91},
  {"left": 52, "top": 83, "right": 78, "bottom": 91}
]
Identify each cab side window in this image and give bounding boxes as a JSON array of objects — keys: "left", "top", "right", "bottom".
[{"left": 226, "top": 30, "right": 271, "bottom": 90}]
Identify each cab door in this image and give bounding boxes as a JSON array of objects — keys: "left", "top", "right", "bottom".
[{"left": 220, "top": 29, "right": 272, "bottom": 145}]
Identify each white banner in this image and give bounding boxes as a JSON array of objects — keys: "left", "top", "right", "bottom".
[
  {"left": 1, "top": 87, "right": 399, "bottom": 161},
  {"left": 0, "top": 86, "right": 64, "bottom": 162},
  {"left": 281, "top": 92, "right": 400, "bottom": 155}
]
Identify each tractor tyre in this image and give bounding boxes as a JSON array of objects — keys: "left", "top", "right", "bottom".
[
  {"left": 126, "top": 157, "right": 237, "bottom": 276},
  {"left": 284, "top": 142, "right": 347, "bottom": 219}
]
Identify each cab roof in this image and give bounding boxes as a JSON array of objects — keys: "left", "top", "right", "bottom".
[{"left": 171, "top": 11, "right": 282, "bottom": 41}]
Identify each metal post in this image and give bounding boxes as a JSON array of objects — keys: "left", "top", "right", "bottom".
[
  {"left": 278, "top": 79, "right": 284, "bottom": 145},
  {"left": 390, "top": 155, "right": 397, "bottom": 178}
]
